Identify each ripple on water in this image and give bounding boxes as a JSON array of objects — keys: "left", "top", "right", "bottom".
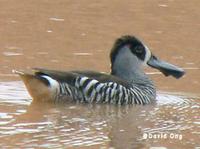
[
  {"left": 0, "top": 81, "right": 31, "bottom": 105},
  {"left": 3, "top": 47, "right": 24, "bottom": 57},
  {"left": 73, "top": 52, "right": 93, "bottom": 56},
  {"left": 3, "top": 51, "right": 23, "bottom": 56},
  {"left": 49, "top": 17, "right": 65, "bottom": 22},
  {"left": 156, "top": 91, "right": 198, "bottom": 105}
]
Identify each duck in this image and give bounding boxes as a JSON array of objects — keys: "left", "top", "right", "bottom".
[{"left": 13, "top": 35, "right": 185, "bottom": 104}]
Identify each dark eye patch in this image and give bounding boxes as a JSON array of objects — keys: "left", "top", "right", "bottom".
[
  {"left": 130, "top": 45, "right": 146, "bottom": 61},
  {"left": 135, "top": 46, "right": 144, "bottom": 54},
  {"left": 110, "top": 35, "right": 147, "bottom": 64}
]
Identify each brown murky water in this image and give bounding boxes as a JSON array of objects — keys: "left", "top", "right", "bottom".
[{"left": 0, "top": 0, "right": 200, "bottom": 148}]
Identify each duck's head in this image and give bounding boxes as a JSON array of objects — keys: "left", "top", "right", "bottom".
[{"left": 110, "top": 35, "right": 185, "bottom": 79}]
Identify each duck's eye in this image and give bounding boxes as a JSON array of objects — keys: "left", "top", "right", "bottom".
[
  {"left": 130, "top": 45, "right": 146, "bottom": 60},
  {"left": 134, "top": 46, "right": 144, "bottom": 54}
]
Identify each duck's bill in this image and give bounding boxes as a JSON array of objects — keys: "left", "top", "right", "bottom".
[{"left": 147, "top": 55, "right": 185, "bottom": 79}]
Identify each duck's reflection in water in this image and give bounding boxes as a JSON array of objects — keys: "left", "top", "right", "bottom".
[{"left": 11, "top": 99, "right": 155, "bottom": 148}]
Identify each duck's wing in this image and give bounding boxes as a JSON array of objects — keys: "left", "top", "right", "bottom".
[
  {"left": 14, "top": 68, "right": 132, "bottom": 103},
  {"left": 34, "top": 68, "right": 131, "bottom": 88}
]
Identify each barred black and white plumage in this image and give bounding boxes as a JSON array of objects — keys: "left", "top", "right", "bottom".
[
  {"left": 14, "top": 35, "right": 185, "bottom": 104},
  {"left": 52, "top": 76, "right": 155, "bottom": 104}
]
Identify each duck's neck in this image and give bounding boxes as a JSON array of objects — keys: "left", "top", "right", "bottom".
[{"left": 111, "top": 64, "right": 152, "bottom": 85}]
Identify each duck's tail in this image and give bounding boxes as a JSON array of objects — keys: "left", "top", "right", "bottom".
[{"left": 13, "top": 70, "right": 58, "bottom": 102}]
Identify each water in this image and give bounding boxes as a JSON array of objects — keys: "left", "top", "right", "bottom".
[{"left": 0, "top": 0, "right": 200, "bottom": 148}]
